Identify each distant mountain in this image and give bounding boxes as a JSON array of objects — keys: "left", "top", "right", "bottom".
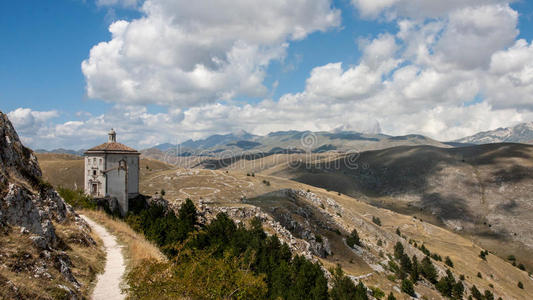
[
  {"left": 455, "top": 122, "right": 533, "bottom": 144},
  {"left": 141, "top": 130, "right": 452, "bottom": 161},
  {"left": 35, "top": 148, "right": 84, "bottom": 156},
  {"left": 153, "top": 143, "right": 176, "bottom": 151}
]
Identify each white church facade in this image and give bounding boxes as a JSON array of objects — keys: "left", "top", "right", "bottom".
[{"left": 84, "top": 129, "right": 140, "bottom": 216}]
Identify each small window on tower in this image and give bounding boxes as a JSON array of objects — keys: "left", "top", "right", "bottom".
[{"left": 93, "top": 170, "right": 97, "bottom": 176}]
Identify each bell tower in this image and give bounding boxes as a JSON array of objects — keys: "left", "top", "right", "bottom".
[{"left": 108, "top": 128, "right": 116, "bottom": 143}]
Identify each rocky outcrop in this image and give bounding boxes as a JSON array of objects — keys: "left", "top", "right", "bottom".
[{"left": 0, "top": 111, "right": 95, "bottom": 296}]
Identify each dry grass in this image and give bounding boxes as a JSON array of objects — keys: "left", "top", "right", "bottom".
[
  {"left": 79, "top": 209, "right": 165, "bottom": 269},
  {"left": 0, "top": 219, "right": 105, "bottom": 299}
]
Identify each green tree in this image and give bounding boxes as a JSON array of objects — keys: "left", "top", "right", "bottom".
[
  {"left": 394, "top": 242, "right": 404, "bottom": 260},
  {"left": 410, "top": 255, "right": 420, "bottom": 282},
  {"left": 330, "top": 265, "right": 368, "bottom": 300},
  {"left": 445, "top": 256, "right": 454, "bottom": 268},
  {"left": 484, "top": 290, "right": 494, "bottom": 300},
  {"left": 452, "top": 281, "right": 464, "bottom": 299},
  {"left": 420, "top": 256, "right": 438, "bottom": 284},
  {"left": 401, "top": 279, "right": 415, "bottom": 297},
  {"left": 471, "top": 285, "right": 483, "bottom": 300}
]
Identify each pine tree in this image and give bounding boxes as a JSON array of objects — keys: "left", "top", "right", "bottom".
[
  {"left": 401, "top": 279, "right": 415, "bottom": 297},
  {"left": 420, "top": 256, "right": 438, "bottom": 284},
  {"left": 410, "top": 255, "right": 420, "bottom": 282}
]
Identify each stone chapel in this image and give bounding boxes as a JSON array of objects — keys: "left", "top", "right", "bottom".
[{"left": 84, "top": 129, "right": 139, "bottom": 216}]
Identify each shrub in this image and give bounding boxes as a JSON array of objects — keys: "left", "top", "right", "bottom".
[
  {"left": 396, "top": 228, "right": 401, "bottom": 236},
  {"left": 57, "top": 187, "right": 96, "bottom": 210},
  {"left": 346, "top": 229, "right": 361, "bottom": 248},
  {"left": 387, "top": 292, "right": 396, "bottom": 300},
  {"left": 477, "top": 272, "right": 482, "bottom": 278},
  {"left": 377, "top": 239, "right": 383, "bottom": 247},
  {"left": 518, "top": 263, "right": 526, "bottom": 271},
  {"left": 479, "top": 250, "right": 488, "bottom": 260},
  {"left": 507, "top": 254, "right": 516, "bottom": 262},
  {"left": 518, "top": 281, "right": 524, "bottom": 289},
  {"left": 370, "top": 286, "right": 385, "bottom": 299},
  {"left": 160, "top": 189, "right": 165, "bottom": 196},
  {"left": 372, "top": 216, "right": 382, "bottom": 226}
]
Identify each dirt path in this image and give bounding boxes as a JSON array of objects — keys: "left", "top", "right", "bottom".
[{"left": 81, "top": 215, "right": 126, "bottom": 300}]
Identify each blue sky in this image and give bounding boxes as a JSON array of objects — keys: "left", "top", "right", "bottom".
[{"left": 2, "top": 0, "right": 533, "bottom": 149}]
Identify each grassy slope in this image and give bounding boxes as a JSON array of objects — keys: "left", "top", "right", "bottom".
[
  {"left": 80, "top": 210, "right": 165, "bottom": 270},
  {"left": 38, "top": 154, "right": 533, "bottom": 299},
  {"left": 0, "top": 220, "right": 105, "bottom": 299}
]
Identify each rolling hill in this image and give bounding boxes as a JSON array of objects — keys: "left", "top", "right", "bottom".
[
  {"left": 142, "top": 130, "right": 453, "bottom": 165},
  {"left": 37, "top": 149, "right": 533, "bottom": 299},
  {"left": 253, "top": 143, "right": 533, "bottom": 270}
]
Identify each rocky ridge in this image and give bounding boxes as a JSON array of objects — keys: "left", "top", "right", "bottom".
[{"left": 0, "top": 112, "right": 96, "bottom": 298}]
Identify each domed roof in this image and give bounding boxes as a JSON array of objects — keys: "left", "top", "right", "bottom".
[
  {"left": 85, "top": 142, "right": 139, "bottom": 154},
  {"left": 84, "top": 129, "right": 139, "bottom": 154}
]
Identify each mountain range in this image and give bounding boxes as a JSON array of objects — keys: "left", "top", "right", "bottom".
[{"left": 455, "top": 122, "right": 533, "bottom": 144}]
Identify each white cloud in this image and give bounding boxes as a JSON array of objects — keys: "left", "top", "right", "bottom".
[
  {"left": 19, "top": 0, "right": 533, "bottom": 150},
  {"left": 82, "top": 0, "right": 340, "bottom": 107},
  {"left": 96, "top": 0, "right": 140, "bottom": 8},
  {"left": 352, "top": 0, "right": 508, "bottom": 19},
  {"left": 7, "top": 108, "right": 58, "bottom": 137}
]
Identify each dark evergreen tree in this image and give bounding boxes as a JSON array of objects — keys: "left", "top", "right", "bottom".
[
  {"left": 410, "top": 255, "right": 420, "bottom": 282},
  {"left": 401, "top": 279, "right": 415, "bottom": 297},
  {"left": 420, "top": 256, "right": 438, "bottom": 284}
]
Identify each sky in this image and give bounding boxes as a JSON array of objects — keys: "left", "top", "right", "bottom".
[{"left": 2, "top": 0, "right": 533, "bottom": 150}]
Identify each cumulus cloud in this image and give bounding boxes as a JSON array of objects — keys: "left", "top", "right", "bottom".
[
  {"left": 351, "top": 0, "right": 508, "bottom": 19},
  {"left": 82, "top": 0, "right": 340, "bottom": 106},
  {"left": 7, "top": 108, "right": 58, "bottom": 135},
  {"left": 96, "top": 0, "right": 140, "bottom": 8},
  {"left": 21, "top": 0, "right": 533, "bottom": 150}
]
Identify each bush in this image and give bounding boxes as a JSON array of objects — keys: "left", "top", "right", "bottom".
[
  {"left": 370, "top": 286, "right": 385, "bottom": 299},
  {"left": 346, "top": 229, "right": 361, "bottom": 248},
  {"left": 518, "top": 281, "right": 524, "bottom": 289},
  {"left": 479, "top": 250, "right": 488, "bottom": 260},
  {"left": 372, "top": 216, "right": 382, "bottom": 226},
  {"left": 396, "top": 228, "right": 401, "bottom": 236},
  {"left": 477, "top": 272, "right": 482, "bottom": 278},
  {"left": 445, "top": 256, "right": 454, "bottom": 268},
  {"left": 57, "top": 187, "right": 96, "bottom": 210},
  {"left": 507, "top": 254, "right": 516, "bottom": 262},
  {"left": 518, "top": 263, "right": 526, "bottom": 271},
  {"left": 387, "top": 292, "right": 396, "bottom": 300}
]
